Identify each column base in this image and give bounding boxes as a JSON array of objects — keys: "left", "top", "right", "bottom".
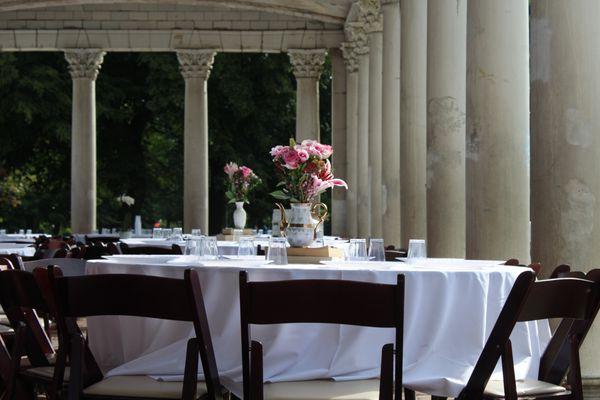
[{"left": 584, "top": 378, "right": 600, "bottom": 399}]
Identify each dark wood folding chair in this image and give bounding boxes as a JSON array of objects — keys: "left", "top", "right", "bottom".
[
  {"left": 239, "top": 270, "right": 405, "bottom": 400},
  {"left": 0, "top": 268, "right": 65, "bottom": 399},
  {"left": 384, "top": 245, "right": 407, "bottom": 262},
  {"left": 504, "top": 259, "right": 543, "bottom": 277},
  {"left": 84, "top": 236, "right": 120, "bottom": 245},
  {"left": 52, "top": 269, "right": 223, "bottom": 400},
  {"left": 119, "top": 242, "right": 182, "bottom": 255},
  {"left": 433, "top": 269, "right": 600, "bottom": 400}
]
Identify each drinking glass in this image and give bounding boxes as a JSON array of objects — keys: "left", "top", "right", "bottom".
[
  {"left": 267, "top": 237, "right": 288, "bottom": 265},
  {"left": 26, "top": 229, "right": 32, "bottom": 236},
  {"left": 162, "top": 228, "right": 173, "bottom": 240},
  {"left": 18, "top": 229, "right": 24, "bottom": 235},
  {"left": 101, "top": 228, "right": 110, "bottom": 235},
  {"left": 152, "top": 228, "right": 162, "bottom": 239},
  {"left": 191, "top": 229, "right": 202, "bottom": 237},
  {"left": 172, "top": 227, "right": 183, "bottom": 241},
  {"left": 202, "top": 236, "right": 220, "bottom": 260},
  {"left": 185, "top": 237, "right": 203, "bottom": 256},
  {"left": 368, "top": 238, "right": 386, "bottom": 261},
  {"left": 238, "top": 236, "right": 255, "bottom": 257},
  {"left": 407, "top": 239, "right": 427, "bottom": 260},
  {"left": 346, "top": 238, "right": 368, "bottom": 261}
]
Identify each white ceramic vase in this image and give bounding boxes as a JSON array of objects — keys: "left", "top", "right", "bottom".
[{"left": 233, "top": 201, "right": 247, "bottom": 229}]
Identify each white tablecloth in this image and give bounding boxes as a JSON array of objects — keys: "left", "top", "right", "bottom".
[
  {"left": 0, "top": 243, "right": 35, "bottom": 256},
  {"left": 85, "top": 259, "right": 550, "bottom": 398}
]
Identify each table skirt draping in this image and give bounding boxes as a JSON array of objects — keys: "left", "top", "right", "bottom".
[{"left": 85, "top": 259, "right": 550, "bottom": 398}]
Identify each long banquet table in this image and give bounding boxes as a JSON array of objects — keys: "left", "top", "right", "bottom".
[{"left": 85, "top": 257, "right": 550, "bottom": 398}]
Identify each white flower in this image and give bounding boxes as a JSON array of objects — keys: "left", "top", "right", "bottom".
[{"left": 117, "top": 194, "right": 135, "bottom": 206}]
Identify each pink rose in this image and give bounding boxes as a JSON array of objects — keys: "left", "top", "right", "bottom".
[
  {"left": 240, "top": 166, "right": 252, "bottom": 178},
  {"left": 283, "top": 149, "right": 301, "bottom": 169},
  {"left": 296, "top": 149, "right": 309, "bottom": 162},
  {"left": 270, "top": 145, "right": 287, "bottom": 158}
]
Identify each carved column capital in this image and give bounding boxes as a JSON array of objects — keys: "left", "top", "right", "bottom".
[
  {"left": 288, "top": 49, "right": 328, "bottom": 79},
  {"left": 176, "top": 50, "right": 217, "bottom": 80},
  {"left": 64, "top": 49, "right": 106, "bottom": 80},
  {"left": 345, "top": 22, "right": 370, "bottom": 56},
  {"left": 340, "top": 42, "right": 359, "bottom": 73},
  {"left": 358, "top": 0, "right": 383, "bottom": 34}
]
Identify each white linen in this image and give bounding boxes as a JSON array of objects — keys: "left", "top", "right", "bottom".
[
  {"left": 85, "top": 259, "right": 550, "bottom": 398},
  {"left": 0, "top": 243, "right": 35, "bottom": 256}
]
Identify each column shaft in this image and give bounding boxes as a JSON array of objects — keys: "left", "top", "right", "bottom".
[
  {"left": 295, "top": 78, "right": 320, "bottom": 142},
  {"left": 531, "top": 1, "right": 600, "bottom": 395},
  {"left": 330, "top": 48, "right": 348, "bottom": 236},
  {"left": 466, "top": 0, "right": 530, "bottom": 261},
  {"left": 183, "top": 78, "right": 209, "bottom": 234},
  {"left": 71, "top": 79, "right": 97, "bottom": 234},
  {"left": 426, "top": 0, "right": 467, "bottom": 258},
  {"left": 177, "top": 51, "right": 215, "bottom": 234},
  {"left": 357, "top": 52, "right": 371, "bottom": 238},
  {"left": 289, "top": 49, "right": 327, "bottom": 142},
  {"left": 368, "top": 29, "right": 384, "bottom": 238},
  {"left": 400, "top": 0, "right": 427, "bottom": 248},
  {"left": 345, "top": 71, "right": 359, "bottom": 237},
  {"left": 65, "top": 50, "right": 105, "bottom": 234},
  {"left": 382, "top": 0, "right": 401, "bottom": 246}
]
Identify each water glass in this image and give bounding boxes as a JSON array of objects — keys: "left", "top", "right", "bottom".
[
  {"left": 368, "top": 238, "right": 386, "bottom": 261},
  {"left": 162, "top": 228, "right": 173, "bottom": 240},
  {"left": 152, "top": 228, "right": 162, "bottom": 239},
  {"left": 185, "top": 237, "right": 203, "bottom": 256},
  {"left": 238, "top": 236, "right": 256, "bottom": 257},
  {"left": 172, "top": 227, "right": 183, "bottom": 241},
  {"left": 407, "top": 239, "right": 427, "bottom": 260},
  {"left": 18, "top": 229, "right": 24, "bottom": 235},
  {"left": 267, "top": 237, "right": 288, "bottom": 265},
  {"left": 202, "top": 236, "right": 220, "bottom": 260},
  {"left": 346, "top": 238, "right": 368, "bottom": 261},
  {"left": 26, "top": 229, "right": 32, "bottom": 235},
  {"left": 191, "top": 229, "right": 202, "bottom": 237}
]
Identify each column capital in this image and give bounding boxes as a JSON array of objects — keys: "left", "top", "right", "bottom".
[
  {"left": 64, "top": 49, "right": 106, "bottom": 80},
  {"left": 288, "top": 49, "right": 327, "bottom": 79},
  {"left": 358, "top": 0, "right": 383, "bottom": 33},
  {"left": 345, "top": 22, "right": 370, "bottom": 55},
  {"left": 176, "top": 50, "right": 216, "bottom": 80},
  {"left": 340, "top": 42, "right": 359, "bottom": 73}
]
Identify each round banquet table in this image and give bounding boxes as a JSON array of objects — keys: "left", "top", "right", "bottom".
[
  {"left": 0, "top": 242, "right": 36, "bottom": 256},
  {"left": 85, "top": 257, "right": 550, "bottom": 398}
]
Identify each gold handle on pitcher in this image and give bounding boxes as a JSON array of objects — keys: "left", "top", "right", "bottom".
[
  {"left": 275, "top": 203, "right": 288, "bottom": 237},
  {"left": 311, "top": 203, "right": 328, "bottom": 240}
]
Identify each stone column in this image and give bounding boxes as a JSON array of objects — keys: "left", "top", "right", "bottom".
[
  {"left": 466, "top": 0, "right": 530, "bottom": 262},
  {"left": 400, "top": 0, "right": 427, "bottom": 249},
  {"left": 531, "top": 2, "right": 600, "bottom": 396},
  {"left": 341, "top": 41, "right": 360, "bottom": 238},
  {"left": 64, "top": 49, "right": 105, "bottom": 234},
  {"left": 381, "top": 0, "right": 401, "bottom": 247},
  {"left": 426, "top": 0, "right": 467, "bottom": 258},
  {"left": 330, "top": 48, "right": 347, "bottom": 236},
  {"left": 177, "top": 50, "right": 216, "bottom": 234},
  {"left": 361, "top": 3, "right": 384, "bottom": 239},
  {"left": 347, "top": 23, "right": 371, "bottom": 239},
  {"left": 288, "top": 49, "right": 327, "bottom": 142}
]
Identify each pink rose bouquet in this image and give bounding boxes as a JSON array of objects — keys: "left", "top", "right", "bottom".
[
  {"left": 270, "top": 139, "right": 347, "bottom": 203},
  {"left": 224, "top": 162, "right": 262, "bottom": 204}
]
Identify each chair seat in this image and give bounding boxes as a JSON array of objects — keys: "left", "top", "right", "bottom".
[
  {"left": 484, "top": 379, "right": 567, "bottom": 398},
  {"left": 21, "top": 365, "right": 70, "bottom": 381},
  {"left": 82, "top": 375, "right": 208, "bottom": 399},
  {"left": 263, "top": 379, "right": 381, "bottom": 400},
  {"left": 0, "top": 323, "right": 13, "bottom": 334}
]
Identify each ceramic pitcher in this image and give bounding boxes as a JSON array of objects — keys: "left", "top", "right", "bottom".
[{"left": 275, "top": 202, "right": 328, "bottom": 247}]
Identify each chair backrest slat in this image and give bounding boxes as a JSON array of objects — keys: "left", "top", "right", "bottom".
[
  {"left": 244, "top": 278, "right": 401, "bottom": 327},
  {"left": 55, "top": 274, "right": 193, "bottom": 321},
  {"left": 518, "top": 278, "right": 598, "bottom": 322}
]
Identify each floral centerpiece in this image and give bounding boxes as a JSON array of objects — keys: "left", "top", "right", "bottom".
[
  {"left": 116, "top": 194, "right": 135, "bottom": 238},
  {"left": 269, "top": 139, "right": 347, "bottom": 247},
  {"left": 224, "top": 162, "right": 261, "bottom": 229}
]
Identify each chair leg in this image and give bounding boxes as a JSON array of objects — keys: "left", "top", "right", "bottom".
[{"left": 403, "top": 388, "right": 416, "bottom": 400}]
